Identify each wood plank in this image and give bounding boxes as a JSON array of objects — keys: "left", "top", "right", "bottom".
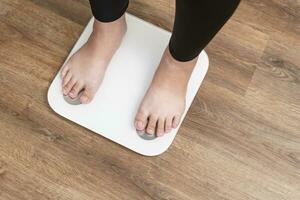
[{"left": 0, "top": 0, "right": 299, "bottom": 199}]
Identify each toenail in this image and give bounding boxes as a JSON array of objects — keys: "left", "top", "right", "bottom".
[
  {"left": 136, "top": 121, "right": 143, "bottom": 129},
  {"left": 147, "top": 129, "right": 154, "bottom": 135},
  {"left": 157, "top": 133, "right": 164, "bottom": 137},
  {"left": 80, "top": 96, "right": 88, "bottom": 103}
]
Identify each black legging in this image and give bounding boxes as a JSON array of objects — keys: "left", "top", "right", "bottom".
[{"left": 89, "top": 0, "right": 240, "bottom": 62}]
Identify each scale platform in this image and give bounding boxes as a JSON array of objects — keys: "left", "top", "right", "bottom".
[{"left": 47, "top": 13, "right": 209, "bottom": 156}]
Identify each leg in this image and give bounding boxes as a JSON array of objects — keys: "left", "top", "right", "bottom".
[
  {"left": 135, "top": 0, "right": 241, "bottom": 136},
  {"left": 169, "top": 0, "right": 241, "bottom": 62},
  {"left": 61, "top": 0, "right": 128, "bottom": 103}
]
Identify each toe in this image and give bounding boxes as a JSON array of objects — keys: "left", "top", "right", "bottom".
[
  {"left": 61, "top": 64, "right": 69, "bottom": 79},
  {"left": 63, "top": 78, "right": 76, "bottom": 95},
  {"left": 165, "top": 116, "right": 173, "bottom": 133},
  {"left": 69, "top": 82, "right": 84, "bottom": 99},
  {"left": 80, "top": 86, "right": 95, "bottom": 104},
  {"left": 62, "top": 71, "right": 72, "bottom": 87},
  {"left": 134, "top": 109, "right": 148, "bottom": 131},
  {"left": 172, "top": 114, "right": 181, "bottom": 128},
  {"left": 146, "top": 115, "right": 158, "bottom": 135},
  {"left": 156, "top": 118, "right": 165, "bottom": 137}
]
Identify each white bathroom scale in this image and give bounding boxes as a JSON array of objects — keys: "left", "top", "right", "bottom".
[{"left": 48, "top": 13, "right": 209, "bottom": 156}]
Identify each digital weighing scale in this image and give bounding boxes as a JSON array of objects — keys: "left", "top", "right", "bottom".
[{"left": 48, "top": 14, "right": 209, "bottom": 156}]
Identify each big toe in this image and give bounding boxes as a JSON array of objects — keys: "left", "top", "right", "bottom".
[
  {"left": 135, "top": 109, "right": 148, "bottom": 131},
  {"left": 80, "top": 86, "right": 95, "bottom": 104}
]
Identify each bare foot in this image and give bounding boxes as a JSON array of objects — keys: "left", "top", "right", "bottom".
[
  {"left": 135, "top": 48, "right": 198, "bottom": 137},
  {"left": 61, "top": 15, "right": 127, "bottom": 104}
]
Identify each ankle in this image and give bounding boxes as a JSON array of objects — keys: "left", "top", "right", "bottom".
[
  {"left": 161, "top": 48, "right": 197, "bottom": 80},
  {"left": 92, "top": 15, "right": 127, "bottom": 38},
  {"left": 164, "top": 47, "right": 197, "bottom": 72}
]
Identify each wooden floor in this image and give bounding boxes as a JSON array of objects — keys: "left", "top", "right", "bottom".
[{"left": 0, "top": 0, "right": 299, "bottom": 199}]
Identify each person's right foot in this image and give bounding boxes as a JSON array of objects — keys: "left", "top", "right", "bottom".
[{"left": 61, "top": 15, "right": 127, "bottom": 104}]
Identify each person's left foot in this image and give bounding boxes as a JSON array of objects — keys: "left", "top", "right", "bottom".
[{"left": 134, "top": 47, "right": 197, "bottom": 137}]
